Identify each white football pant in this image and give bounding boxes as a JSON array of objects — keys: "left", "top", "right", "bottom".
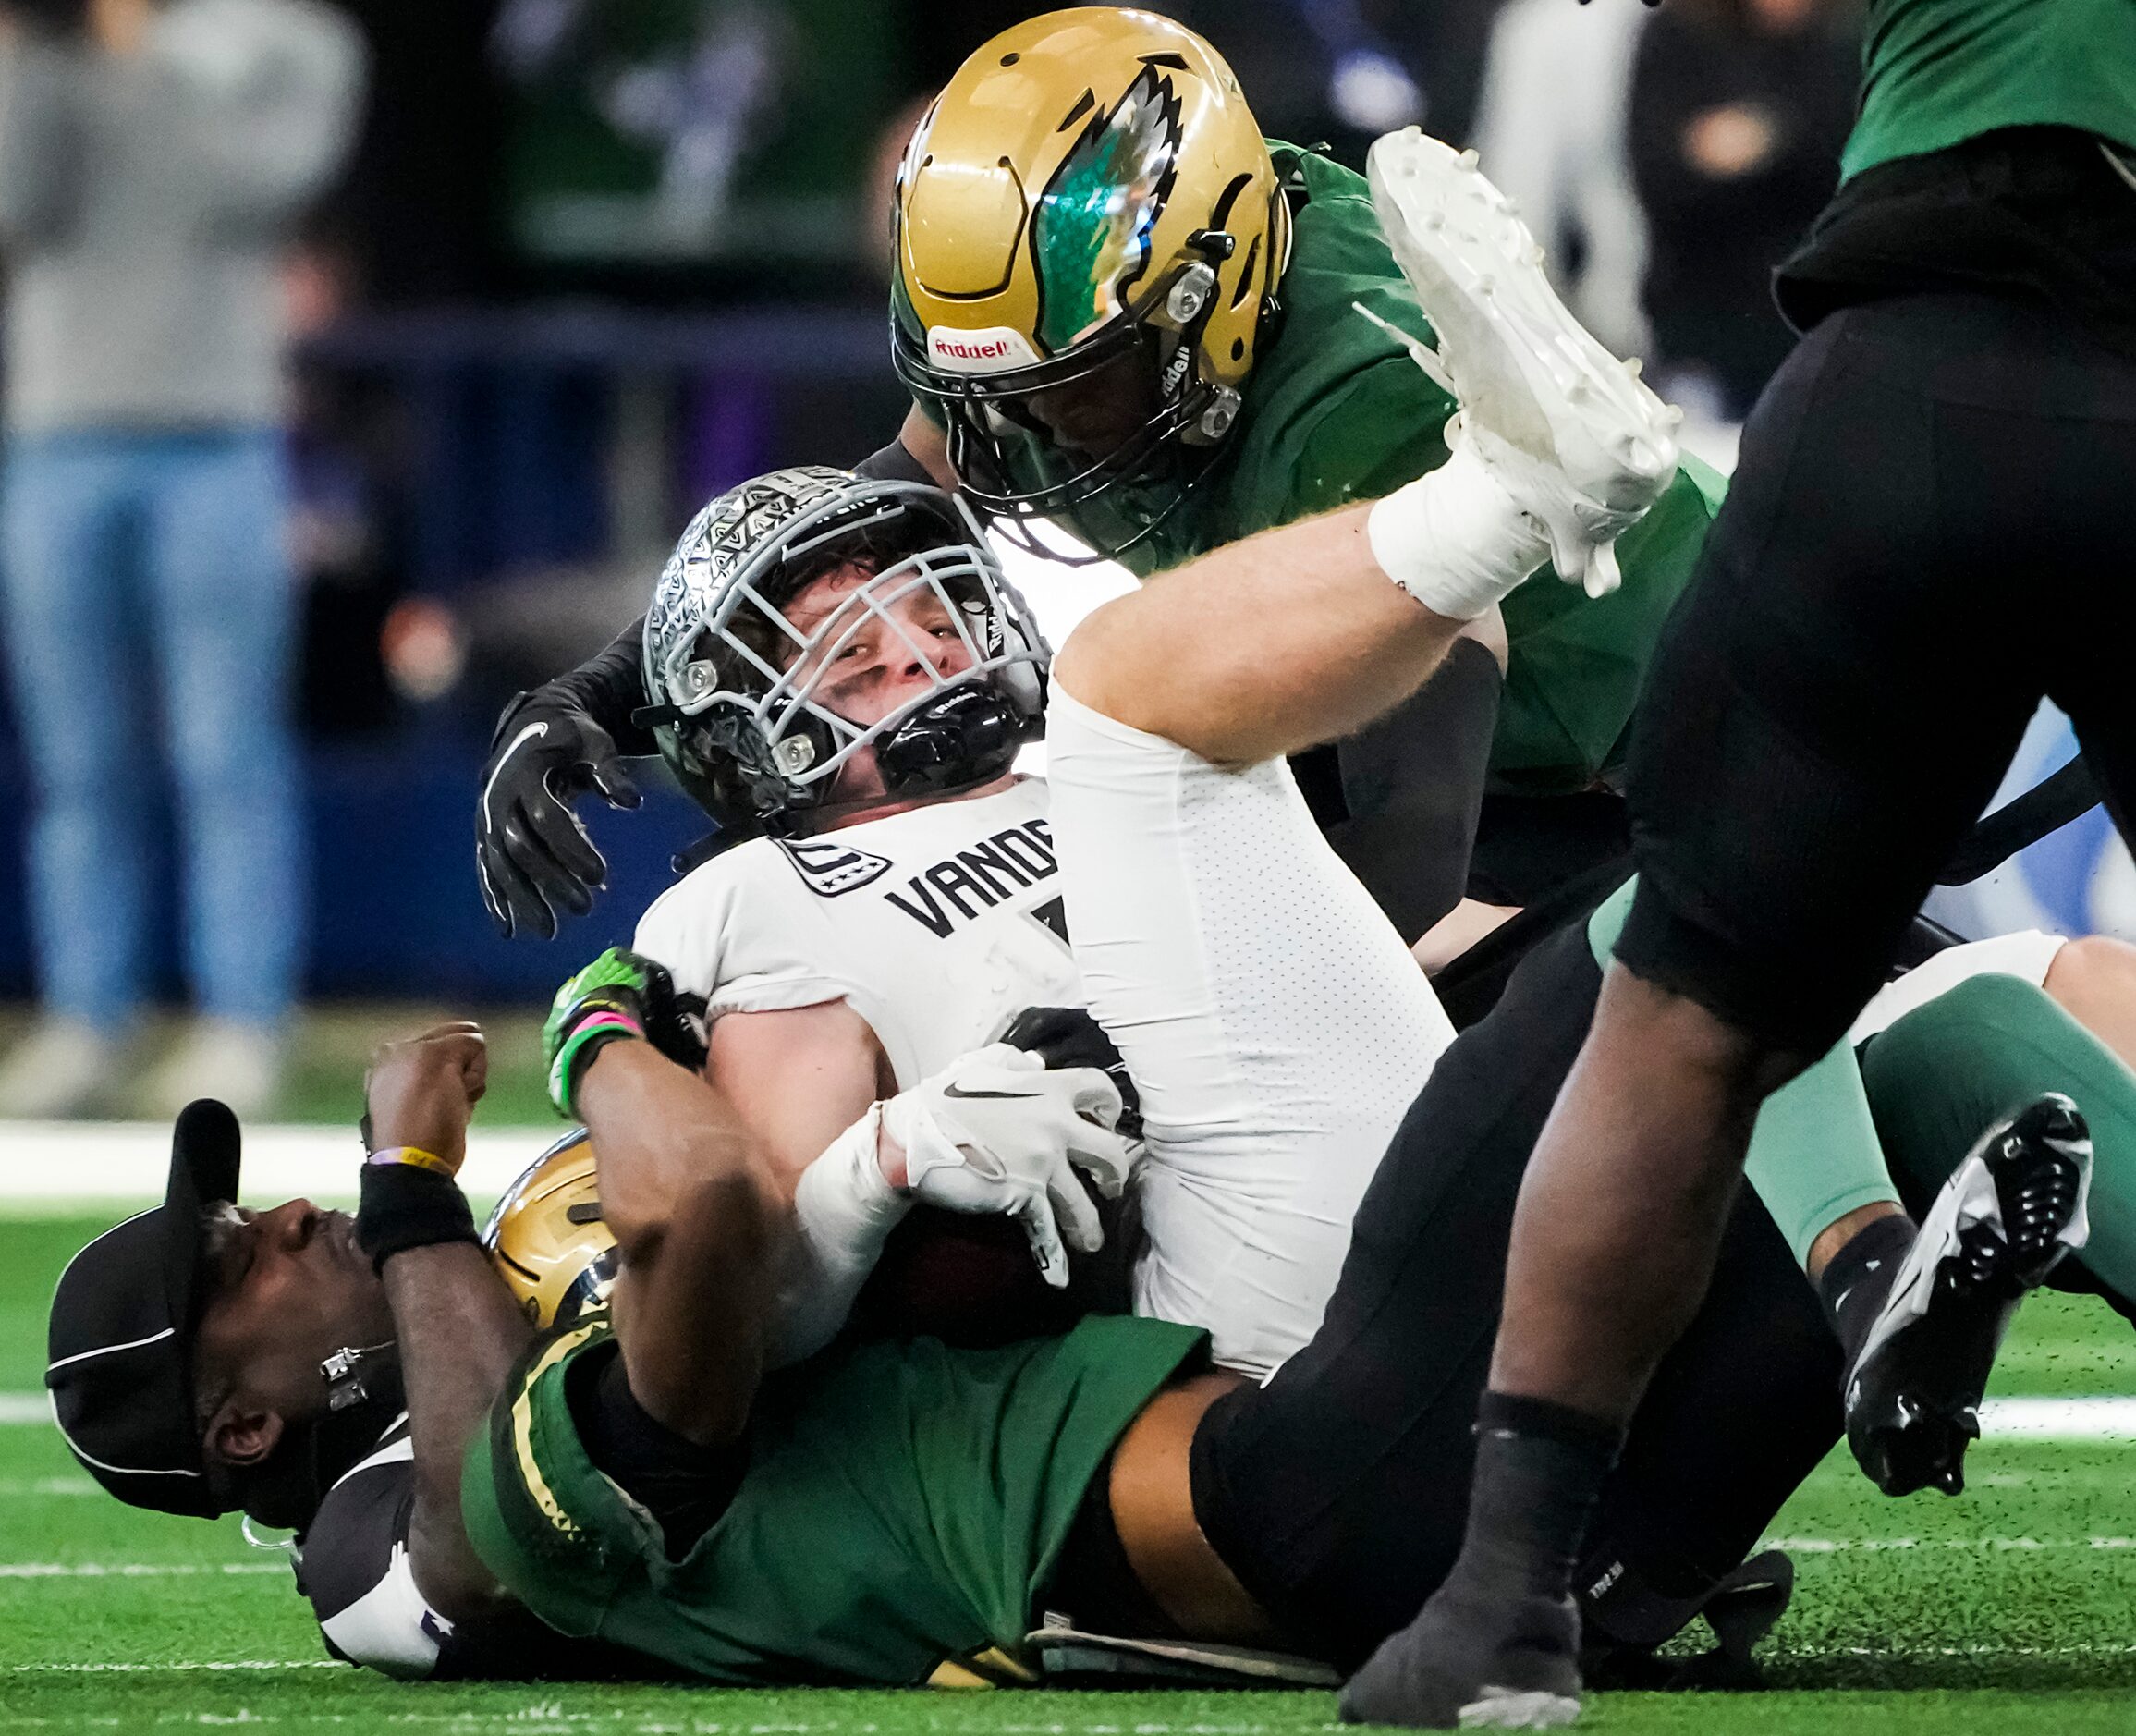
[{"left": 1044, "top": 685, "right": 1456, "bottom": 1381}]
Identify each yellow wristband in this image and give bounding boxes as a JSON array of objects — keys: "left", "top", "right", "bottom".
[{"left": 366, "top": 1145, "right": 456, "bottom": 1177}]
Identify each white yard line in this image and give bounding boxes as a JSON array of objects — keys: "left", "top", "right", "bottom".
[
  {"left": 1977, "top": 1395, "right": 2136, "bottom": 1437},
  {"left": 0, "top": 1561, "right": 286, "bottom": 1577},
  {"left": 6, "top": 1658, "right": 342, "bottom": 1673},
  {"left": 0, "top": 1121, "right": 551, "bottom": 1204},
  {"left": 1765, "top": 1535, "right": 2136, "bottom": 1551}
]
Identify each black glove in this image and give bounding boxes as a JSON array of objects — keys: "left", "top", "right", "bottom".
[
  {"left": 477, "top": 692, "right": 642, "bottom": 940},
  {"left": 999, "top": 1006, "right": 1143, "bottom": 1143}
]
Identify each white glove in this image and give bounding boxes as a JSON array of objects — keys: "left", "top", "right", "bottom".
[{"left": 882, "top": 1044, "right": 1137, "bottom": 1289}]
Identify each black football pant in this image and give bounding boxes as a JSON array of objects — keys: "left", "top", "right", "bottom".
[
  {"left": 1188, "top": 921, "right": 1840, "bottom": 1669},
  {"left": 1617, "top": 285, "right": 2136, "bottom": 1054}
]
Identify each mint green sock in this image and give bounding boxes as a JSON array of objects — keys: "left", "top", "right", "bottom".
[
  {"left": 1860, "top": 972, "right": 2136, "bottom": 1306},
  {"left": 1589, "top": 879, "right": 1899, "bottom": 1270}
]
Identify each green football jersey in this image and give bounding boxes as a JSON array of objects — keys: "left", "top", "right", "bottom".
[
  {"left": 1021, "top": 145, "right": 1726, "bottom": 793},
  {"left": 461, "top": 1312, "right": 1207, "bottom": 1687},
  {"left": 1842, "top": 0, "right": 2136, "bottom": 179}
]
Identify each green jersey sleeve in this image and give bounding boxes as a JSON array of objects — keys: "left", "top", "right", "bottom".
[
  {"left": 1148, "top": 146, "right": 1731, "bottom": 793},
  {"left": 1493, "top": 453, "right": 1727, "bottom": 794},
  {"left": 461, "top": 1312, "right": 1208, "bottom": 1687},
  {"left": 1843, "top": 0, "right": 2136, "bottom": 179}
]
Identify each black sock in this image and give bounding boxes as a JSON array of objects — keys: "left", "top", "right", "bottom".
[
  {"left": 1817, "top": 1213, "right": 1918, "bottom": 1371},
  {"left": 1449, "top": 1391, "right": 1627, "bottom": 1608}
]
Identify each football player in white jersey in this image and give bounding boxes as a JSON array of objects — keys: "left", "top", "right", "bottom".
[{"left": 594, "top": 464, "right": 1463, "bottom": 1380}]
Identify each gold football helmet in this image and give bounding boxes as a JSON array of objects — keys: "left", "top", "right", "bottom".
[
  {"left": 890, "top": 7, "right": 1292, "bottom": 558},
  {"left": 482, "top": 1131, "right": 617, "bottom": 1330}
]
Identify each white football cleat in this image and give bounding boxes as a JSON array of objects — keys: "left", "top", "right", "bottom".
[{"left": 1364, "top": 128, "right": 1682, "bottom": 597}]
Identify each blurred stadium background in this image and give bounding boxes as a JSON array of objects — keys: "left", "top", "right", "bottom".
[
  {"left": 0, "top": 5, "right": 2130, "bottom": 1730},
  {"left": 0, "top": 0, "right": 2124, "bottom": 1135}
]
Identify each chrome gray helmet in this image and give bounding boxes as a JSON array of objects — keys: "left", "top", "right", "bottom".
[{"left": 639, "top": 467, "right": 1048, "bottom": 830}]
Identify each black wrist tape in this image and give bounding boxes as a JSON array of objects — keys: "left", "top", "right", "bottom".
[{"left": 357, "top": 1162, "right": 479, "bottom": 1275}]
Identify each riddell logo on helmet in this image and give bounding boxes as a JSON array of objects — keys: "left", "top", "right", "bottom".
[{"left": 928, "top": 326, "right": 1040, "bottom": 374}]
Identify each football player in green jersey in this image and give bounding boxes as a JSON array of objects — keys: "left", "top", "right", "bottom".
[
  {"left": 474, "top": 6, "right": 1715, "bottom": 947},
  {"left": 48, "top": 450, "right": 2136, "bottom": 1686},
  {"left": 1361, "top": 0, "right": 2136, "bottom": 1725}
]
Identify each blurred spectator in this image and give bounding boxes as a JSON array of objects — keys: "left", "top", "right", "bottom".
[
  {"left": 0, "top": 0, "right": 365, "bottom": 1118},
  {"left": 1471, "top": 0, "right": 1651, "bottom": 361},
  {"left": 1627, "top": 0, "right": 1859, "bottom": 425}
]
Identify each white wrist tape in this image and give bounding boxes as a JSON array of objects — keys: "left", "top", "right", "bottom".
[
  {"left": 1366, "top": 439, "right": 1551, "bottom": 620},
  {"left": 770, "top": 1105, "right": 910, "bottom": 1367}
]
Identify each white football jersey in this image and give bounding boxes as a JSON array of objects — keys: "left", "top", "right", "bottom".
[{"left": 632, "top": 779, "right": 1081, "bottom": 1086}]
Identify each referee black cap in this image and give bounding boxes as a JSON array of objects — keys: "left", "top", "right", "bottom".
[{"left": 44, "top": 1100, "right": 243, "bottom": 1519}]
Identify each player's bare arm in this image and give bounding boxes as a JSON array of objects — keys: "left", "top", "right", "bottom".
[
  {"left": 703, "top": 1001, "right": 892, "bottom": 1186},
  {"left": 358, "top": 1025, "right": 534, "bottom": 1623},
  {"left": 1056, "top": 494, "right": 1513, "bottom": 769},
  {"left": 575, "top": 1038, "right": 785, "bottom": 1444}
]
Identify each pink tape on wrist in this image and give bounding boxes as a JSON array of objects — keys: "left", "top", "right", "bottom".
[{"left": 577, "top": 1009, "right": 646, "bottom": 1042}]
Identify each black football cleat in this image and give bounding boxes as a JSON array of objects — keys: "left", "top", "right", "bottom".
[
  {"left": 1844, "top": 1093, "right": 2093, "bottom": 1498},
  {"left": 1339, "top": 1584, "right": 1582, "bottom": 1730}
]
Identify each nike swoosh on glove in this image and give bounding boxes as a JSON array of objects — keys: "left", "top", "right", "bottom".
[{"left": 884, "top": 1044, "right": 1137, "bottom": 1289}]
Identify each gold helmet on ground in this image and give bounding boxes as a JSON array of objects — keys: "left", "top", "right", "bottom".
[
  {"left": 890, "top": 7, "right": 1292, "bottom": 557},
  {"left": 482, "top": 1131, "right": 617, "bottom": 1330}
]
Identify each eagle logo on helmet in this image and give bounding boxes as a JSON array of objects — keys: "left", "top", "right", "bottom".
[
  {"left": 1032, "top": 65, "right": 1184, "bottom": 354},
  {"left": 886, "top": 11, "right": 1291, "bottom": 562}
]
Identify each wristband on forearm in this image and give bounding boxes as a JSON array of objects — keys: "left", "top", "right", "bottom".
[
  {"left": 356, "top": 1160, "right": 478, "bottom": 1275},
  {"left": 548, "top": 1007, "right": 646, "bottom": 1119},
  {"left": 364, "top": 1145, "right": 456, "bottom": 1177},
  {"left": 555, "top": 616, "right": 657, "bottom": 756}
]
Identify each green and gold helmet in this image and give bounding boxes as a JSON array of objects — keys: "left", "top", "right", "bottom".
[
  {"left": 889, "top": 7, "right": 1291, "bottom": 560},
  {"left": 482, "top": 1131, "right": 617, "bottom": 1331}
]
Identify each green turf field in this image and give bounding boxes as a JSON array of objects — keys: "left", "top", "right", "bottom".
[{"left": 4, "top": 1215, "right": 2132, "bottom": 1735}]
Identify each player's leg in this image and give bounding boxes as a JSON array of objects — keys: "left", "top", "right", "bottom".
[
  {"left": 1584, "top": 877, "right": 1901, "bottom": 1278},
  {"left": 140, "top": 431, "right": 306, "bottom": 1110},
  {"left": 1349, "top": 290, "right": 2119, "bottom": 1727},
  {"left": 1594, "top": 883, "right": 2092, "bottom": 1491},
  {"left": 1053, "top": 485, "right": 1534, "bottom": 770},
  {"left": 2042, "top": 936, "right": 2136, "bottom": 1075},
  {"left": 1861, "top": 973, "right": 2136, "bottom": 1311},
  {"left": 0, "top": 436, "right": 155, "bottom": 1108},
  {"left": 1044, "top": 682, "right": 1454, "bottom": 1379},
  {"left": 1187, "top": 920, "right": 1836, "bottom": 1670}
]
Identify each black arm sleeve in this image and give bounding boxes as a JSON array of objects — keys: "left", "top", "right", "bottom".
[
  {"left": 851, "top": 437, "right": 936, "bottom": 485},
  {"left": 1320, "top": 637, "right": 1504, "bottom": 945},
  {"left": 504, "top": 617, "right": 656, "bottom": 759},
  {"left": 568, "top": 1341, "right": 750, "bottom": 1560}
]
